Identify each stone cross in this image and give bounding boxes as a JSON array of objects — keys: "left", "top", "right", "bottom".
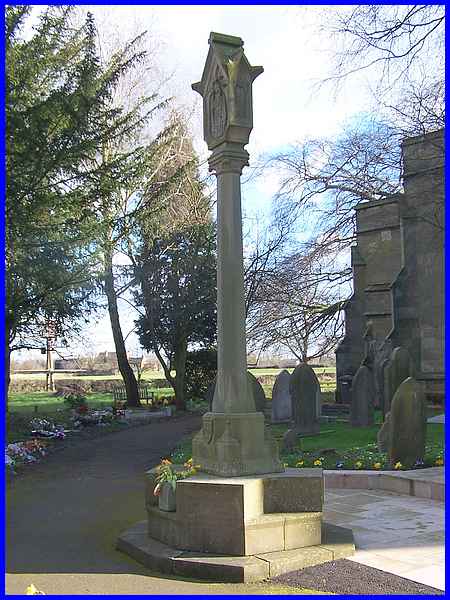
[{"left": 191, "top": 33, "right": 282, "bottom": 476}]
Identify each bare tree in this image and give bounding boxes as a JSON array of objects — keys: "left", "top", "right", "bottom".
[
  {"left": 270, "top": 119, "right": 402, "bottom": 257},
  {"left": 247, "top": 242, "right": 346, "bottom": 362},
  {"left": 323, "top": 5, "right": 444, "bottom": 94}
]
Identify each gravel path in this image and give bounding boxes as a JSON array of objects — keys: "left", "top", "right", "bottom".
[{"left": 272, "top": 558, "right": 444, "bottom": 595}]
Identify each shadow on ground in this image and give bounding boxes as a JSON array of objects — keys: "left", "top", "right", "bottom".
[{"left": 7, "top": 415, "right": 201, "bottom": 577}]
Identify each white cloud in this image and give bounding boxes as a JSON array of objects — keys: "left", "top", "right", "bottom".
[{"left": 15, "top": 6, "right": 386, "bottom": 356}]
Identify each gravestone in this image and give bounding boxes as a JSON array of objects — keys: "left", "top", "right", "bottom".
[
  {"left": 247, "top": 371, "right": 266, "bottom": 412},
  {"left": 377, "top": 411, "right": 391, "bottom": 453},
  {"left": 350, "top": 365, "right": 375, "bottom": 427},
  {"left": 283, "top": 364, "right": 320, "bottom": 448},
  {"left": 384, "top": 346, "right": 413, "bottom": 417},
  {"left": 389, "top": 376, "right": 427, "bottom": 467},
  {"left": 377, "top": 358, "right": 389, "bottom": 416},
  {"left": 271, "top": 370, "right": 292, "bottom": 423}
]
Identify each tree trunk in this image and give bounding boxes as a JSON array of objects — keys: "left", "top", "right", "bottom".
[
  {"left": 104, "top": 252, "right": 141, "bottom": 407},
  {"left": 5, "top": 335, "right": 11, "bottom": 412},
  {"left": 172, "top": 342, "right": 187, "bottom": 411},
  {"left": 154, "top": 342, "right": 187, "bottom": 411}
]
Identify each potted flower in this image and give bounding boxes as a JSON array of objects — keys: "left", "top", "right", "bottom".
[{"left": 152, "top": 458, "right": 200, "bottom": 512}]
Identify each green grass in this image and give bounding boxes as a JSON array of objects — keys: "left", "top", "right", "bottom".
[
  {"left": 8, "top": 387, "right": 175, "bottom": 413},
  {"left": 6, "top": 387, "right": 175, "bottom": 445},
  {"left": 8, "top": 391, "right": 115, "bottom": 413},
  {"left": 170, "top": 417, "right": 444, "bottom": 471},
  {"left": 12, "top": 366, "right": 336, "bottom": 382}
]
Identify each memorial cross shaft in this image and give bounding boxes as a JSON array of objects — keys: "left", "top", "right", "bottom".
[{"left": 191, "top": 32, "right": 282, "bottom": 476}]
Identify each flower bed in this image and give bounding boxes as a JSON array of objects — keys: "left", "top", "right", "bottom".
[
  {"left": 5, "top": 439, "right": 48, "bottom": 473},
  {"left": 280, "top": 442, "right": 444, "bottom": 471},
  {"left": 170, "top": 436, "right": 444, "bottom": 472},
  {"left": 6, "top": 405, "right": 128, "bottom": 477}
]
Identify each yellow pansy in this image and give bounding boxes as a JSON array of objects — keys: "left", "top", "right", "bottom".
[
  {"left": 394, "top": 461, "right": 403, "bottom": 470},
  {"left": 313, "top": 459, "right": 323, "bottom": 467},
  {"left": 296, "top": 461, "right": 304, "bottom": 467},
  {"left": 355, "top": 461, "right": 363, "bottom": 469},
  {"left": 435, "top": 457, "right": 444, "bottom": 466},
  {"left": 373, "top": 462, "right": 382, "bottom": 470}
]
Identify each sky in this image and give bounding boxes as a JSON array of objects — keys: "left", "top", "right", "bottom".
[{"left": 17, "top": 5, "right": 380, "bottom": 360}]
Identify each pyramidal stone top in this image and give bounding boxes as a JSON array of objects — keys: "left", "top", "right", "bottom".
[{"left": 192, "top": 31, "right": 263, "bottom": 150}]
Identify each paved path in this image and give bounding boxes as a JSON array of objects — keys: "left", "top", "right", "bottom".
[
  {"left": 324, "top": 488, "right": 445, "bottom": 591},
  {"left": 6, "top": 415, "right": 314, "bottom": 596}
]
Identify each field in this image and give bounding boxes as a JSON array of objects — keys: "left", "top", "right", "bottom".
[
  {"left": 11, "top": 366, "right": 336, "bottom": 381},
  {"left": 9, "top": 366, "right": 337, "bottom": 408}
]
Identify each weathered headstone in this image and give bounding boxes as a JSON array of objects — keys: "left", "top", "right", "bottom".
[
  {"left": 389, "top": 377, "right": 427, "bottom": 467},
  {"left": 284, "top": 364, "right": 320, "bottom": 449},
  {"left": 271, "top": 370, "right": 292, "bottom": 423},
  {"left": 316, "top": 385, "right": 322, "bottom": 418},
  {"left": 377, "top": 358, "right": 389, "bottom": 416},
  {"left": 350, "top": 365, "right": 375, "bottom": 427},
  {"left": 247, "top": 371, "right": 266, "bottom": 412},
  {"left": 377, "top": 411, "right": 391, "bottom": 453},
  {"left": 384, "top": 346, "right": 413, "bottom": 417}
]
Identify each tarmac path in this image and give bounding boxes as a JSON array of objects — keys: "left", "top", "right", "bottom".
[{"left": 6, "top": 414, "right": 316, "bottom": 595}]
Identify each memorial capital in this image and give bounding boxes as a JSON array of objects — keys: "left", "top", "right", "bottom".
[
  {"left": 192, "top": 32, "right": 263, "bottom": 152},
  {"left": 208, "top": 142, "right": 249, "bottom": 175}
]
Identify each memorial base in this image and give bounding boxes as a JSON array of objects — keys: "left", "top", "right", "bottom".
[
  {"left": 117, "top": 522, "right": 355, "bottom": 583},
  {"left": 192, "top": 411, "right": 283, "bottom": 476},
  {"left": 117, "top": 469, "right": 355, "bottom": 582}
]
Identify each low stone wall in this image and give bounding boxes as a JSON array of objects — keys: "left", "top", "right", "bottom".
[{"left": 324, "top": 467, "right": 444, "bottom": 502}]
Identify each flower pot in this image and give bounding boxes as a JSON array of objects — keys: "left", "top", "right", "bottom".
[{"left": 158, "top": 481, "right": 176, "bottom": 512}]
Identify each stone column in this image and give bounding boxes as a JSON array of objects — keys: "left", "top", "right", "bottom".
[
  {"left": 210, "top": 146, "right": 253, "bottom": 414},
  {"left": 191, "top": 33, "right": 282, "bottom": 476}
]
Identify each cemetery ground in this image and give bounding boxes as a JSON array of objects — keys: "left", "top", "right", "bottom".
[
  {"left": 6, "top": 371, "right": 444, "bottom": 594},
  {"left": 6, "top": 408, "right": 444, "bottom": 595}
]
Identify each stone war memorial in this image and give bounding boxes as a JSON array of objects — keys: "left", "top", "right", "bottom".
[{"left": 117, "top": 32, "right": 355, "bottom": 582}]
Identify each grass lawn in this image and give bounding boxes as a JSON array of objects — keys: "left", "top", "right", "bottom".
[
  {"left": 8, "top": 387, "right": 175, "bottom": 413},
  {"left": 6, "top": 388, "right": 176, "bottom": 444},
  {"left": 170, "top": 417, "right": 444, "bottom": 471}
]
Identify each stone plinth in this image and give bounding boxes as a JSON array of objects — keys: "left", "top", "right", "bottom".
[
  {"left": 118, "top": 468, "right": 355, "bottom": 582},
  {"left": 192, "top": 412, "right": 283, "bottom": 477},
  {"left": 144, "top": 469, "right": 323, "bottom": 557}
]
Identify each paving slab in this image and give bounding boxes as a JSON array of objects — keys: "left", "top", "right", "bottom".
[{"left": 324, "top": 488, "right": 445, "bottom": 591}]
